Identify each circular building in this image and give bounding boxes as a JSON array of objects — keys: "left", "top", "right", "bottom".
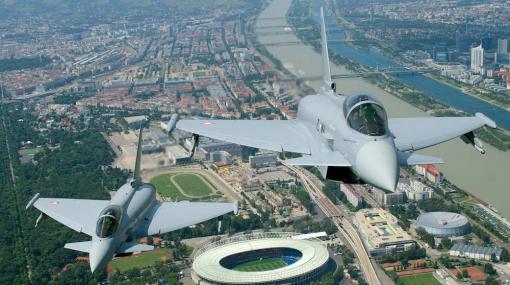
[
  {"left": 192, "top": 232, "right": 331, "bottom": 285},
  {"left": 416, "top": 212, "right": 471, "bottom": 237}
]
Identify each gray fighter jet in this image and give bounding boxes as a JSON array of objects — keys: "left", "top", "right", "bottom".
[
  {"left": 26, "top": 127, "right": 237, "bottom": 272},
  {"left": 175, "top": 8, "right": 496, "bottom": 192}
]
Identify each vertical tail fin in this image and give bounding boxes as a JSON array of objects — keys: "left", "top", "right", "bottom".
[
  {"left": 133, "top": 126, "right": 143, "bottom": 182},
  {"left": 320, "top": 7, "right": 333, "bottom": 92}
]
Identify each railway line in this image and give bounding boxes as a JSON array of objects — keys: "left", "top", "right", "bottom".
[{"left": 284, "top": 164, "right": 382, "bottom": 285}]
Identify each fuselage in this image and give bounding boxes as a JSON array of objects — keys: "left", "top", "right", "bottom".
[
  {"left": 89, "top": 181, "right": 156, "bottom": 272},
  {"left": 296, "top": 91, "right": 399, "bottom": 191}
]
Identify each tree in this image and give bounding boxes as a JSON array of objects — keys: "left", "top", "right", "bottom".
[
  {"left": 400, "top": 258, "right": 409, "bottom": 269},
  {"left": 440, "top": 237, "right": 453, "bottom": 250},
  {"left": 416, "top": 227, "right": 435, "bottom": 248},
  {"left": 485, "top": 275, "right": 501, "bottom": 285},
  {"left": 316, "top": 273, "right": 335, "bottom": 285},
  {"left": 334, "top": 266, "right": 344, "bottom": 282},
  {"left": 501, "top": 248, "right": 509, "bottom": 262},
  {"left": 462, "top": 268, "right": 469, "bottom": 278},
  {"left": 482, "top": 263, "right": 496, "bottom": 275}
]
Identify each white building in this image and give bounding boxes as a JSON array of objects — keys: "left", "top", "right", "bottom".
[
  {"left": 415, "top": 164, "right": 443, "bottom": 185},
  {"left": 470, "top": 44, "right": 484, "bottom": 73},
  {"left": 440, "top": 64, "right": 469, "bottom": 82},
  {"left": 124, "top": 115, "right": 147, "bottom": 129},
  {"left": 449, "top": 243, "right": 503, "bottom": 261},
  {"left": 165, "top": 145, "right": 191, "bottom": 165},
  {"left": 340, "top": 183, "right": 362, "bottom": 207},
  {"left": 398, "top": 180, "right": 434, "bottom": 201}
]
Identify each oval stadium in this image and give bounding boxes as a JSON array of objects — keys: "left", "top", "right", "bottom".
[
  {"left": 191, "top": 232, "right": 331, "bottom": 285},
  {"left": 416, "top": 211, "right": 471, "bottom": 237}
]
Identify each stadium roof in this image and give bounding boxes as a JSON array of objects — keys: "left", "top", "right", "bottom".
[
  {"left": 192, "top": 235, "right": 329, "bottom": 284},
  {"left": 416, "top": 211, "right": 469, "bottom": 229},
  {"left": 291, "top": 231, "right": 327, "bottom": 240}
]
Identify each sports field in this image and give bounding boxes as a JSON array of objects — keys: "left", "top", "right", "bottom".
[
  {"left": 173, "top": 174, "right": 214, "bottom": 196},
  {"left": 19, "top": 147, "right": 41, "bottom": 156},
  {"left": 150, "top": 172, "right": 220, "bottom": 200},
  {"left": 109, "top": 248, "right": 172, "bottom": 272},
  {"left": 400, "top": 273, "right": 442, "bottom": 285},
  {"left": 232, "top": 258, "right": 287, "bottom": 272}
]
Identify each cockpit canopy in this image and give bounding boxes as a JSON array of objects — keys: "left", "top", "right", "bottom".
[
  {"left": 344, "top": 94, "right": 388, "bottom": 136},
  {"left": 96, "top": 205, "right": 122, "bottom": 238}
]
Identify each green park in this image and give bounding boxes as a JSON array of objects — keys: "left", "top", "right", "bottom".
[
  {"left": 400, "top": 273, "right": 442, "bottom": 285},
  {"left": 150, "top": 172, "right": 222, "bottom": 201},
  {"left": 109, "top": 248, "right": 173, "bottom": 272}
]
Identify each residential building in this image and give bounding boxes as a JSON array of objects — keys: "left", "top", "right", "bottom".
[
  {"left": 398, "top": 180, "right": 434, "bottom": 201},
  {"left": 340, "top": 183, "right": 363, "bottom": 207},
  {"left": 373, "top": 188, "right": 405, "bottom": 206},
  {"left": 471, "top": 44, "right": 484, "bottom": 73},
  {"left": 415, "top": 164, "right": 443, "bottom": 184}
]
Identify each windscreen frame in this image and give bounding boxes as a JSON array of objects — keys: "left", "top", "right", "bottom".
[
  {"left": 345, "top": 97, "right": 388, "bottom": 136},
  {"left": 96, "top": 205, "right": 123, "bottom": 238}
]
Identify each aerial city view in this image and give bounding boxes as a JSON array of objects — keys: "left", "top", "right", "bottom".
[{"left": 1, "top": 0, "right": 510, "bottom": 284}]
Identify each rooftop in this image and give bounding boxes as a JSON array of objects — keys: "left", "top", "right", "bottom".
[
  {"left": 355, "top": 208, "right": 414, "bottom": 249},
  {"left": 417, "top": 212, "right": 469, "bottom": 229},
  {"left": 192, "top": 232, "right": 329, "bottom": 283}
]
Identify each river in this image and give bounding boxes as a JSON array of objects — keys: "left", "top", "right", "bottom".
[
  {"left": 315, "top": 0, "right": 510, "bottom": 131},
  {"left": 255, "top": 0, "right": 510, "bottom": 219}
]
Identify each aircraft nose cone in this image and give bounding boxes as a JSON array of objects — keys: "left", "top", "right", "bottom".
[
  {"left": 89, "top": 239, "right": 110, "bottom": 273},
  {"left": 356, "top": 140, "right": 399, "bottom": 191},
  {"left": 89, "top": 253, "right": 101, "bottom": 273}
]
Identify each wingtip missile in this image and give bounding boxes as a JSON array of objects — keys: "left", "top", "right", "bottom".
[
  {"left": 166, "top": 113, "right": 179, "bottom": 134},
  {"left": 26, "top": 193, "right": 40, "bottom": 210},
  {"left": 461, "top": 131, "right": 486, "bottom": 155}
]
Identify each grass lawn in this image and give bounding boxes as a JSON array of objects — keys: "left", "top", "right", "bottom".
[
  {"left": 400, "top": 273, "right": 442, "bottom": 285},
  {"left": 109, "top": 248, "right": 172, "bottom": 272},
  {"left": 19, "top": 147, "right": 41, "bottom": 156},
  {"left": 150, "top": 172, "right": 217, "bottom": 200},
  {"left": 232, "top": 258, "right": 287, "bottom": 272},
  {"left": 151, "top": 174, "right": 187, "bottom": 200},
  {"left": 173, "top": 173, "right": 214, "bottom": 197}
]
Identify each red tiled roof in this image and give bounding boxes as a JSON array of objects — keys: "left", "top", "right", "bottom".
[{"left": 425, "top": 164, "right": 441, "bottom": 176}]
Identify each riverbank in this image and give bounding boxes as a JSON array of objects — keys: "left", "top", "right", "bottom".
[
  {"left": 327, "top": 0, "right": 510, "bottom": 112},
  {"left": 426, "top": 72, "right": 510, "bottom": 110}
]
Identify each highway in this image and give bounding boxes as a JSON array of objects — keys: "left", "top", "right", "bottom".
[{"left": 284, "top": 164, "right": 382, "bottom": 285}]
